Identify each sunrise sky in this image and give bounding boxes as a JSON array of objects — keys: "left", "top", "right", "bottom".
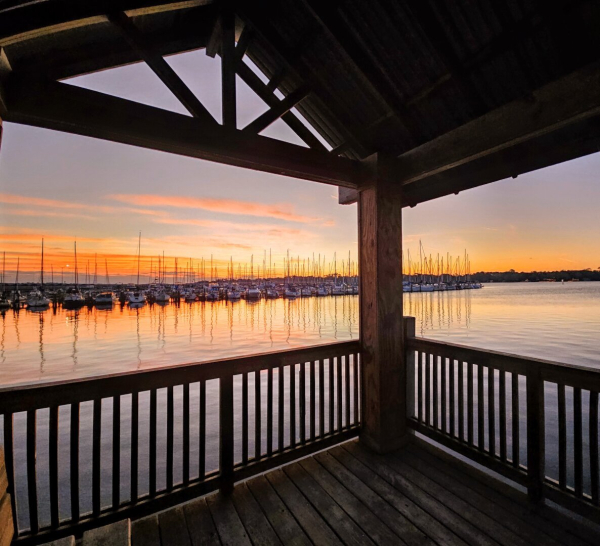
[{"left": 1, "top": 50, "right": 599, "bottom": 282}]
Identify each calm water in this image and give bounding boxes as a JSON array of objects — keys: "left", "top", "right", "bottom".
[{"left": 1, "top": 283, "right": 599, "bottom": 529}]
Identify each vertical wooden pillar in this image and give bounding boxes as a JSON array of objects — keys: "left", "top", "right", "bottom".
[
  {"left": 358, "top": 153, "right": 406, "bottom": 453},
  {"left": 0, "top": 448, "right": 14, "bottom": 546}
]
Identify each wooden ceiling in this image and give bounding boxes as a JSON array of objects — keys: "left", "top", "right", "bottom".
[{"left": 0, "top": 0, "right": 599, "bottom": 204}]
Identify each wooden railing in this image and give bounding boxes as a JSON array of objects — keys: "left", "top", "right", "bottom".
[
  {"left": 405, "top": 326, "right": 600, "bottom": 518},
  {"left": 0, "top": 340, "right": 361, "bottom": 544}
]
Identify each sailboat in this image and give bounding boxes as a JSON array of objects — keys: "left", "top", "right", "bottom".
[
  {"left": 27, "top": 239, "right": 50, "bottom": 308},
  {"left": 63, "top": 242, "right": 85, "bottom": 308},
  {"left": 0, "top": 252, "right": 12, "bottom": 309},
  {"left": 128, "top": 233, "right": 146, "bottom": 305}
]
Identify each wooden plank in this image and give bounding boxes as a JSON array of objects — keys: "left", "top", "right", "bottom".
[
  {"left": 511, "top": 373, "right": 519, "bottom": 468},
  {"left": 49, "top": 405, "right": 59, "bottom": 528},
  {"left": 590, "top": 391, "right": 599, "bottom": 505},
  {"left": 167, "top": 385, "right": 174, "bottom": 491},
  {"left": 220, "top": 8, "right": 236, "bottom": 129},
  {"left": 300, "top": 362, "right": 306, "bottom": 442},
  {"left": 2, "top": 415, "right": 17, "bottom": 541},
  {"left": 267, "top": 367, "right": 273, "bottom": 456},
  {"left": 310, "top": 361, "right": 316, "bottom": 441},
  {"left": 159, "top": 505, "right": 192, "bottom": 546},
  {"left": 450, "top": 358, "right": 455, "bottom": 437},
  {"left": 336, "top": 357, "right": 342, "bottom": 432},
  {"left": 149, "top": 389, "right": 157, "bottom": 496},
  {"left": 183, "top": 383, "right": 190, "bottom": 485},
  {"left": 477, "top": 364, "right": 484, "bottom": 451},
  {"left": 402, "top": 445, "right": 565, "bottom": 546},
  {"left": 353, "top": 354, "right": 359, "bottom": 426},
  {"left": 183, "top": 497, "right": 220, "bottom": 546},
  {"left": 92, "top": 399, "right": 102, "bottom": 516},
  {"left": 488, "top": 367, "right": 495, "bottom": 457},
  {"left": 290, "top": 364, "right": 296, "bottom": 447},
  {"left": 83, "top": 519, "right": 130, "bottom": 545},
  {"left": 242, "top": 372, "right": 248, "bottom": 465},
  {"left": 299, "top": 457, "right": 401, "bottom": 545},
  {"left": 526, "top": 369, "right": 545, "bottom": 502},
  {"left": 328, "top": 446, "right": 464, "bottom": 546},
  {"left": 441, "top": 355, "right": 446, "bottom": 433},
  {"left": 255, "top": 371, "right": 261, "bottom": 460},
  {"left": 328, "top": 358, "right": 334, "bottom": 434},
  {"left": 345, "top": 442, "right": 497, "bottom": 546},
  {"left": 113, "top": 395, "right": 121, "bottom": 509},
  {"left": 0, "top": 492, "right": 14, "bottom": 546},
  {"left": 206, "top": 492, "right": 252, "bottom": 546},
  {"left": 499, "top": 371, "right": 507, "bottom": 462},
  {"left": 231, "top": 483, "right": 281, "bottom": 545},
  {"left": 573, "top": 387, "right": 583, "bottom": 497},
  {"left": 243, "top": 86, "right": 310, "bottom": 134},
  {"left": 246, "top": 475, "right": 311, "bottom": 546},
  {"left": 4, "top": 78, "right": 364, "bottom": 191},
  {"left": 467, "top": 362, "right": 474, "bottom": 446},
  {"left": 70, "top": 403, "right": 80, "bottom": 522},
  {"left": 200, "top": 380, "right": 206, "bottom": 477},
  {"left": 27, "top": 409, "right": 38, "bottom": 534},
  {"left": 220, "top": 368, "right": 234, "bottom": 492},
  {"left": 131, "top": 392, "right": 139, "bottom": 501},
  {"left": 132, "top": 514, "right": 161, "bottom": 546},
  {"left": 265, "top": 468, "right": 342, "bottom": 546},
  {"left": 319, "top": 360, "right": 325, "bottom": 437},
  {"left": 425, "top": 354, "right": 431, "bottom": 427},
  {"left": 558, "top": 383, "right": 567, "bottom": 488},
  {"left": 108, "top": 10, "right": 216, "bottom": 124},
  {"left": 278, "top": 366, "right": 284, "bottom": 452},
  {"left": 417, "top": 352, "right": 423, "bottom": 423},
  {"left": 344, "top": 355, "right": 351, "bottom": 429},
  {"left": 458, "top": 361, "right": 464, "bottom": 442}
]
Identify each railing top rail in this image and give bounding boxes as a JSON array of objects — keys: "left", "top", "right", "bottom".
[
  {"left": 0, "top": 339, "right": 360, "bottom": 414},
  {"left": 407, "top": 336, "right": 600, "bottom": 390}
]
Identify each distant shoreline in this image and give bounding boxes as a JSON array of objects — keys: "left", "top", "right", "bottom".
[{"left": 473, "top": 270, "right": 600, "bottom": 283}]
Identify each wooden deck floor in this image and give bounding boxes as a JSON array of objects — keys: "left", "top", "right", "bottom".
[{"left": 131, "top": 439, "right": 599, "bottom": 546}]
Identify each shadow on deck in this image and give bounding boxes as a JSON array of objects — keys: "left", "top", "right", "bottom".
[{"left": 132, "top": 439, "right": 600, "bottom": 546}]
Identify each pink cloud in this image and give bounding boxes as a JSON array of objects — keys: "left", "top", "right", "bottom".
[{"left": 107, "top": 194, "right": 321, "bottom": 223}]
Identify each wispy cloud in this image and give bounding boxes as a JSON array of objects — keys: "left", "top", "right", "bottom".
[{"left": 107, "top": 194, "right": 321, "bottom": 223}]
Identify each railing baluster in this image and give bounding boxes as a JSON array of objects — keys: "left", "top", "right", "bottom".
[
  {"left": 432, "top": 353, "right": 438, "bottom": 430},
  {"left": 425, "top": 353, "right": 431, "bottom": 427},
  {"left": 92, "top": 399, "right": 101, "bottom": 517},
  {"left": 310, "top": 360, "right": 316, "bottom": 440},
  {"left": 290, "top": 363, "right": 296, "bottom": 447},
  {"left": 183, "top": 383, "right": 190, "bottom": 485},
  {"left": 242, "top": 372, "right": 248, "bottom": 465},
  {"left": 149, "top": 389, "right": 157, "bottom": 496},
  {"left": 477, "top": 364, "right": 484, "bottom": 451},
  {"left": 112, "top": 396, "right": 120, "bottom": 509},
  {"left": 70, "top": 403, "right": 80, "bottom": 522},
  {"left": 441, "top": 355, "right": 447, "bottom": 433},
  {"left": 512, "top": 373, "right": 519, "bottom": 468},
  {"left": 458, "top": 361, "right": 464, "bottom": 442},
  {"left": 220, "top": 368, "right": 234, "bottom": 493},
  {"left": 319, "top": 360, "right": 325, "bottom": 436},
  {"left": 590, "top": 391, "right": 599, "bottom": 505},
  {"left": 526, "top": 369, "right": 545, "bottom": 502},
  {"left": 166, "top": 386, "right": 174, "bottom": 491},
  {"left": 255, "top": 370, "right": 261, "bottom": 459},
  {"left": 3, "top": 414, "right": 17, "bottom": 538},
  {"left": 267, "top": 367, "right": 273, "bottom": 455},
  {"left": 489, "top": 367, "right": 495, "bottom": 457},
  {"left": 574, "top": 387, "right": 583, "bottom": 497},
  {"left": 49, "top": 405, "right": 59, "bottom": 528},
  {"left": 353, "top": 353, "right": 359, "bottom": 426},
  {"left": 27, "top": 410, "right": 38, "bottom": 534},
  {"left": 131, "top": 393, "right": 138, "bottom": 502},
  {"left": 467, "top": 362, "right": 474, "bottom": 446},
  {"left": 337, "top": 356, "right": 343, "bottom": 431},
  {"left": 278, "top": 366, "right": 284, "bottom": 452},
  {"left": 450, "top": 359, "right": 455, "bottom": 438},
  {"left": 417, "top": 351, "right": 423, "bottom": 423},
  {"left": 499, "top": 371, "right": 507, "bottom": 462},
  {"left": 345, "top": 355, "right": 350, "bottom": 430},
  {"left": 199, "top": 380, "right": 206, "bottom": 478},
  {"left": 300, "top": 362, "right": 306, "bottom": 443},
  {"left": 558, "top": 383, "right": 566, "bottom": 489},
  {"left": 329, "top": 358, "right": 334, "bottom": 433}
]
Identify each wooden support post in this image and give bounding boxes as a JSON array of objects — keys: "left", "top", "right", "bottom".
[
  {"left": 0, "top": 447, "right": 15, "bottom": 546},
  {"left": 526, "top": 368, "right": 545, "bottom": 502},
  {"left": 404, "top": 316, "right": 416, "bottom": 420},
  {"left": 219, "top": 364, "right": 235, "bottom": 494},
  {"left": 358, "top": 153, "right": 406, "bottom": 453}
]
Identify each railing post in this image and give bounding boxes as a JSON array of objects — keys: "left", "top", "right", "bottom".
[
  {"left": 220, "top": 364, "right": 235, "bottom": 494},
  {"left": 404, "top": 317, "right": 416, "bottom": 420},
  {"left": 1, "top": 447, "right": 15, "bottom": 546},
  {"left": 526, "top": 368, "right": 545, "bottom": 502}
]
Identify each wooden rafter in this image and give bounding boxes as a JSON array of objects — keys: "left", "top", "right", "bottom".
[
  {"left": 4, "top": 77, "right": 365, "bottom": 188},
  {"left": 243, "top": 86, "right": 310, "bottom": 134},
  {"left": 220, "top": 7, "right": 237, "bottom": 128},
  {"left": 108, "top": 11, "right": 216, "bottom": 124}
]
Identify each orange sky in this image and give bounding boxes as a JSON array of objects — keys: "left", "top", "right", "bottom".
[{"left": 1, "top": 51, "right": 599, "bottom": 280}]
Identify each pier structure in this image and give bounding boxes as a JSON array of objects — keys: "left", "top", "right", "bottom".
[{"left": 0, "top": 1, "right": 599, "bottom": 544}]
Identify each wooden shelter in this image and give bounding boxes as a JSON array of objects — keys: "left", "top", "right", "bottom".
[{"left": 0, "top": 0, "right": 599, "bottom": 544}]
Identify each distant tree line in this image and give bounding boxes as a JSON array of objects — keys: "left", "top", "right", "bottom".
[{"left": 472, "top": 268, "right": 600, "bottom": 283}]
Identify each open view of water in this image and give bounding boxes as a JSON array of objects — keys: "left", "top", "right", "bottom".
[{"left": 1, "top": 282, "right": 598, "bottom": 529}]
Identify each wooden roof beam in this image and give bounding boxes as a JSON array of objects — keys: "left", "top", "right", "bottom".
[
  {"left": 108, "top": 11, "right": 217, "bottom": 125},
  {"left": 4, "top": 77, "right": 364, "bottom": 188},
  {"left": 243, "top": 86, "right": 310, "bottom": 134},
  {"left": 396, "top": 61, "right": 600, "bottom": 187},
  {"left": 221, "top": 7, "right": 237, "bottom": 128}
]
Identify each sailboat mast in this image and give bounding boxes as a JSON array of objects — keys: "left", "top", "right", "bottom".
[
  {"left": 74, "top": 241, "right": 78, "bottom": 287},
  {"left": 136, "top": 232, "right": 141, "bottom": 285},
  {"left": 41, "top": 238, "right": 44, "bottom": 287}
]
